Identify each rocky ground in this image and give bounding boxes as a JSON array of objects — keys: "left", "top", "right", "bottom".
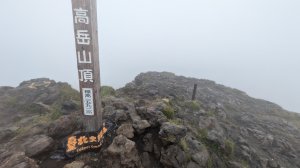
[{"left": 0, "top": 72, "right": 299, "bottom": 168}]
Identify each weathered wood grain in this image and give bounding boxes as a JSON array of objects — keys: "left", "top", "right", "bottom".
[{"left": 71, "top": 0, "right": 102, "bottom": 131}]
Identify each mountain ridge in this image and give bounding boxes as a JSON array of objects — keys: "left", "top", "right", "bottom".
[{"left": 0, "top": 71, "right": 299, "bottom": 168}]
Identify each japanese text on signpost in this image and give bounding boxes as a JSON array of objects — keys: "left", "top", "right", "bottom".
[{"left": 71, "top": 0, "right": 102, "bottom": 131}]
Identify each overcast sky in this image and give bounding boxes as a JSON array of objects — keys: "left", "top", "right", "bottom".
[{"left": 0, "top": 0, "right": 299, "bottom": 112}]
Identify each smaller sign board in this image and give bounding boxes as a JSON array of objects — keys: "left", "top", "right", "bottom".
[
  {"left": 64, "top": 121, "right": 116, "bottom": 158},
  {"left": 82, "top": 88, "right": 94, "bottom": 115}
]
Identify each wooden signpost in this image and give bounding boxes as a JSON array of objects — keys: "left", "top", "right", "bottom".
[{"left": 71, "top": 0, "right": 102, "bottom": 132}]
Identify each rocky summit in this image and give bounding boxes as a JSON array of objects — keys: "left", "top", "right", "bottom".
[{"left": 0, "top": 72, "right": 299, "bottom": 168}]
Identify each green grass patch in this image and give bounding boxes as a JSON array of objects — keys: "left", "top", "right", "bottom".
[
  {"left": 208, "top": 141, "right": 222, "bottom": 154},
  {"left": 162, "top": 105, "right": 175, "bottom": 119},
  {"left": 4, "top": 97, "right": 18, "bottom": 107},
  {"left": 16, "top": 125, "right": 31, "bottom": 135},
  {"left": 59, "top": 84, "right": 80, "bottom": 102},
  {"left": 179, "top": 137, "right": 189, "bottom": 152},
  {"left": 184, "top": 100, "right": 201, "bottom": 111},
  {"left": 207, "top": 156, "right": 213, "bottom": 168},
  {"left": 169, "top": 118, "right": 183, "bottom": 125},
  {"left": 163, "top": 135, "right": 177, "bottom": 142},
  {"left": 241, "top": 160, "right": 250, "bottom": 168},
  {"left": 196, "top": 128, "right": 208, "bottom": 140},
  {"left": 49, "top": 106, "right": 62, "bottom": 120},
  {"left": 100, "top": 86, "right": 116, "bottom": 97},
  {"left": 224, "top": 139, "right": 235, "bottom": 157},
  {"left": 207, "top": 110, "right": 215, "bottom": 117}
]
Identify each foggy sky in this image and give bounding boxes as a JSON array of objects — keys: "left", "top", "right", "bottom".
[{"left": 0, "top": 0, "right": 299, "bottom": 112}]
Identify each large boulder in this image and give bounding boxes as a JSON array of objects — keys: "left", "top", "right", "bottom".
[
  {"left": 105, "top": 135, "right": 142, "bottom": 168},
  {"left": 136, "top": 106, "right": 167, "bottom": 127},
  {"left": 198, "top": 117, "right": 225, "bottom": 145},
  {"left": 111, "top": 98, "right": 133, "bottom": 111},
  {"left": 191, "top": 151, "right": 209, "bottom": 167},
  {"left": 116, "top": 123, "right": 134, "bottom": 139},
  {"left": 160, "top": 145, "right": 186, "bottom": 168},
  {"left": 133, "top": 120, "right": 151, "bottom": 134},
  {"left": 23, "top": 134, "right": 54, "bottom": 157},
  {"left": 48, "top": 115, "right": 81, "bottom": 138},
  {"left": 159, "top": 122, "right": 187, "bottom": 143},
  {"left": 185, "top": 136, "right": 209, "bottom": 167},
  {"left": 61, "top": 100, "right": 79, "bottom": 114}
]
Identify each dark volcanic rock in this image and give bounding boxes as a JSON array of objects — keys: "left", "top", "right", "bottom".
[
  {"left": 105, "top": 135, "right": 142, "bottom": 168},
  {"left": 187, "top": 161, "right": 200, "bottom": 168},
  {"left": 61, "top": 100, "right": 79, "bottom": 114},
  {"left": 23, "top": 134, "right": 54, "bottom": 157},
  {"left": 160, "top": 145, "right": 186, "bottom": 168},
  {"left": 116, "top": 123, "right": 134, "bottom": 138},
  {"left": 142, "top": 133, "right": 154, "bottom": 152},
  {"left": 117, "top": 71, "right": 300, "bottom": 168},
  {"left": 0, "top": 150, "right": 39, "bottom": 168},
  {"left": 159, "top": 122, "right": 187, "bottom": 144},
  {"left": 1, "top": 72, "right": 300, "bottom": 168},
  {"left": 136, "top": 106, "right": 167, "bottom": 127},
  {"left": 48, "top": 115, "right": 81, "bottom": 138},
  {"left": 0, "top": 128, "right": 16, "bottom": 143},
  {"left": 132, "top": 119, "right": 151, "bottom": 134},
  {"left": 141, "top": 152, "right": 153, "bottom": 168}
]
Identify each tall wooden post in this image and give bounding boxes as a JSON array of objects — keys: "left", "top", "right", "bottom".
[
  {"left": 192, "top": 84, "right": 197, "bottom": 100},
  {"left": 71, "top": 0, "right": 102, "bottom": 131}
]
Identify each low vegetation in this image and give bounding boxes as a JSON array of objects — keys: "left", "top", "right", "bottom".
[
  {"left": 196, "top": 128, "right": 208, "bottom": 140},
  {"left": 169, "top": 118, "right": 183, "bottom": 125},
  {"left": 161, "top": 99, "right": 176, "bottom": 119},
  {"left": 207, "top": 156, "right": 213, "bottom": 168},
  {"left": 162, "top": 105, "right": 175, "bottom": 119},
  {"left": 179, "top": 137, "right": 189, "bottom": 152},
  {"left": 224, "top": 139, "right": 235, "bottom": 157},
  {"left": 184, "top": 100, "right": 201, "bottom": 111},
  {"left": 58, "top": 84, "right": 80, "bottom": 102},
  {"left": 100, "top": 86, "right": 116, "bottom": 97}
]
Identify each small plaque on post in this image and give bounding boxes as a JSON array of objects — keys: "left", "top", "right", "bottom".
[{"left": 82, "top": 88, "right": 94, "bottom": 116}]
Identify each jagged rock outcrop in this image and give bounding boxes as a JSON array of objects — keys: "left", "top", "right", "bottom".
[
  {"left": 159, "top": 122, "right": 187, "bottom": 144},
  {"left": 105, "top": 135, "right": 142, "bottom": 168},
  {"left": 0, "top": 73, "right": 300, "bottom": 168},
  {"left": 48, "top": 115, "right": 82, "bottom": 138},
  {"left": 117, "top": 72, "right": 300, "bottom": 168},
  {"left": 0, "top": 78, "right": 81, "bottom": 167},
  {"left": 23, "top": 134, "right": 54, "bottom": 157},
  {"left": 116, "top": 123, "right": 134, "bottom": 139}
]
